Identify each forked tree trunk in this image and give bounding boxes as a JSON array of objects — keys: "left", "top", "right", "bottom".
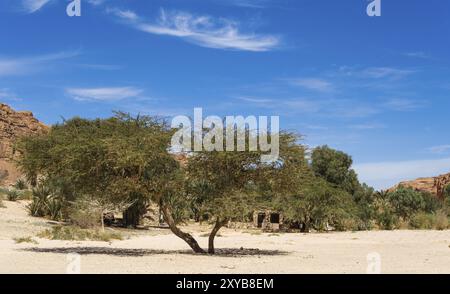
[
  {"left": 208, "top": 218, "right": 229, "bottom": 254},
  {"left": 161, "top": 204, "right": 205, "bottom": 254}
]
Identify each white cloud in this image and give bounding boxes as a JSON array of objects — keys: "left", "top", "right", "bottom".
[
  {"left": 354, "top": 158, "right": 450, "bottom": 190},
  {"left": 361, "top": 67, "right": 416, "bottom": 79},
  {"left": 22, "top": 0, "right": 51, "bottom": 13},
  {"left": 291, "top": 78, "right": 334, "bottom": 92},
  {"left": 111, "top": 8, "right": 279, "bottom": 52},
  {"left": 0, "top": 51, "right": 79, "bottom": 76},
  {"left": 66, "top": 87, "right": 143, "bottom": 102}
]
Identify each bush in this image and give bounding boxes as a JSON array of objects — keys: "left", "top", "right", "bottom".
[
  {"left": 444, "top": 185, "right": 450, "bottom": 206},
  {"left": 27, "top": 184, "right": 63, "bottom": 220},
  {"left": 409, "top": 210, "right": 449, "bottom": 230},
  {"left": 7, "top": 189, "right": 20, "bottom": 201},
  {"left": 421, "top": 192, "right": 443, "bottom": 213},
  {"left": 37, "top": 226, "right": 123, "bottom": 242},
  {"left": 434, "top": 210, "right": 449, "bottom": 230},
  {"left": 68, "top": 201, "right": 101, "bottom": 229},
  {"left": 27, "top": 184, "right": 52, "bottom": 217},
  {"left": 377, "top": 209, "right": 399, "bottom": 230},
  {"left": 409, "top": 212, "right": 434, "bottom": 229},
  {"left": 387, "top": 187, "right": 425, "bottom": 219},
  {"left": 14, "top": 179, "right": 28, "bottom": 190}
]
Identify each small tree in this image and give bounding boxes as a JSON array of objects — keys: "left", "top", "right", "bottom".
[
  {"left": 444, "top": 185, "right": 450, "bottom": 202},
  {"left": 311, "top": 145, "right": 360, "bottom": 194},
  {"left": 387, "top": 186, "right": 425, "bottom": 219}
]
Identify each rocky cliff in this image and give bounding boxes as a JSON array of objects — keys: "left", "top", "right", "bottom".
[
  {"left": 0, "top": 103, "right": 48, "bottom": 159},
  {"left": 390, "top": 173, "right": 450, "bottom": 199},
  {"left": 0, "top": 103, "right": 48, "bottom": 184}
]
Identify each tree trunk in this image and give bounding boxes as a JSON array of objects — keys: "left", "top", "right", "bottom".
[
  {"left": 161, "top": 204, "right": 205, "bottom": 254},
  {"left": 101, "top": 210, "right": 105, "bottom": 232},
  {"left": 208, "top": 218, "right": 228, "bottom": 254}
]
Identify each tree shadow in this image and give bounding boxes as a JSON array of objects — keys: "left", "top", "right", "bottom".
[{"left": 22, "top": 247, "right": 289, "bottom": 257}]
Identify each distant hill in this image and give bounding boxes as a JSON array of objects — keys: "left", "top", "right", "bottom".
[
  {"left": 0, "top": 103, "right": 48, "bottom": 185},
  {"left": 389, "top": 173, "right": 450, "bottom": 199}
]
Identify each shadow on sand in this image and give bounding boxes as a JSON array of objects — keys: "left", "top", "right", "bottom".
[{"left": 22, "top": 247, "right": 289, "bottom": 257}]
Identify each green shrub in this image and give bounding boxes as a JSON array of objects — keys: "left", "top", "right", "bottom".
[
  {"left": 376, "top": 208, "right": 399, "bottom": 230},
  {"left": 37, "top": 226, "right": 123, "bottom": 242},
  {"left": 7, "top": 189, "right": 20, "bottom": 201},
  {"left": 27, "top": 184, "right": 52, "bottom": 217},
  {"left": 434, "top": 210, "right": 449, "bottom": 230},
  {"left": 18, "top": 190, "right": 33, "bottom": 200},
  {"left": 409, "top": 210, "right": 449, "bottom": 230},
  {"left": 421, "top": 192, "right": 443, "bottom": 213},
  {"left": 444, "top": 185, "right": 450, "bottom": 207},
  {"left": 387, "top": 187, "right": 425, "bottom": 219},
  {"left": 46, "top": 196, "right": 63, "bottom": 221},
  {"left": 14, "top": 179, "right": 28, "bottom": 190},
  {"left": 374, "top": 195, "right": 399, "bottom": 230},
  {"left": 27, "top": 184, "right": 63, "bottom": 220},
  {"left": 68, "top": 202, "right": 101, "bottom": 229},
  {"left": 409, "top": 212, "right": 434, "bottom": 229}
]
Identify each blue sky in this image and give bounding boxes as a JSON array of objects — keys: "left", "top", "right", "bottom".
[{"left": 1, "top": 0, "right": 450, "bottom": 189}]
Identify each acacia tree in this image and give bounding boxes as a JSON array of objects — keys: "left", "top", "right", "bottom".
[
  {"left": 16, "top": 113, "right": 205, "bottom": 253},
  {"left": 185, "top": 132, "right": 310, "bottom": 253},
  {"left": 186, "top": 149, "right": 263, "bottom": 254}
]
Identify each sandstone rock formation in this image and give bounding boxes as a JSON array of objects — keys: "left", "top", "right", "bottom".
[
  {"left": 0, "top": 103, "right": 48, "bottom": 159},
  {"left": 0, "top": 103, "right": 48, "bottom": 184},
  {"left": 390, "top": 173, "right": 450, "bottom": 199}
]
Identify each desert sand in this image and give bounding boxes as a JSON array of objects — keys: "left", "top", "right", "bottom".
[{"left": 0, "top": 200, "right": 449, "bottom": 274}]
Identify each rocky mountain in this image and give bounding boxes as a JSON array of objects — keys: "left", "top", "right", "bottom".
[
  {"left": 390, "top": 173, "right": 450, "bottom": 199},
  {"left": 0, "top": 103, "right": 48, "bottom": 184}
]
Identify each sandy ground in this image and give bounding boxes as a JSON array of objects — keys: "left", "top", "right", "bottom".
[{"left": 0, "top": 200, "right": 449, "bottom": 274}]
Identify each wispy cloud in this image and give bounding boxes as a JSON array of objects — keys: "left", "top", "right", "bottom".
[
  {"left": 0, "top": 51, "right": 79, "bottom": 76},
  {"left": 76, "top": 63, "right": 122, "bottom": 71},
  {"left": 66, "top": 87, "right": 143, "bottom": 102},
  {"left": 427, "top": 145, "right": 450, "bottom": 155},
  {"left": 290, "top": 78, "right": 334, "bottom": 92},
  {"left": 382, "top": 98, "right": 425, "bottom": 111},
  {"left": 348, "top": 123, "right": 386, "bottom": 130},
  {"left": 361, "top": 67, "right": 416, "bottom": 80},
  {"left": 21, "top": 0, "right": 51, "bottom": 14},
  {"left": 216, "top": 0, "right": 272, "bottom": 9},
  {"left": 110, "top": 8, "right": 280, "bottom": 52},
  {"left": 404, "top": 52, "right": 430, "bottom": 59},
  {"left": 354, "top": 157, "right": 450, "bottom": 190},
  {"left": 0, "top": 88, "right": 21, "bottom": 101}
]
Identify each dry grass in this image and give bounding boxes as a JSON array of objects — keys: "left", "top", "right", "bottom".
[
  {"left": 37, "top": 226, "right": 124, "bottom": 242},
  {"left": 13, "top": 236, "right": 38, "bottom": 244}
]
